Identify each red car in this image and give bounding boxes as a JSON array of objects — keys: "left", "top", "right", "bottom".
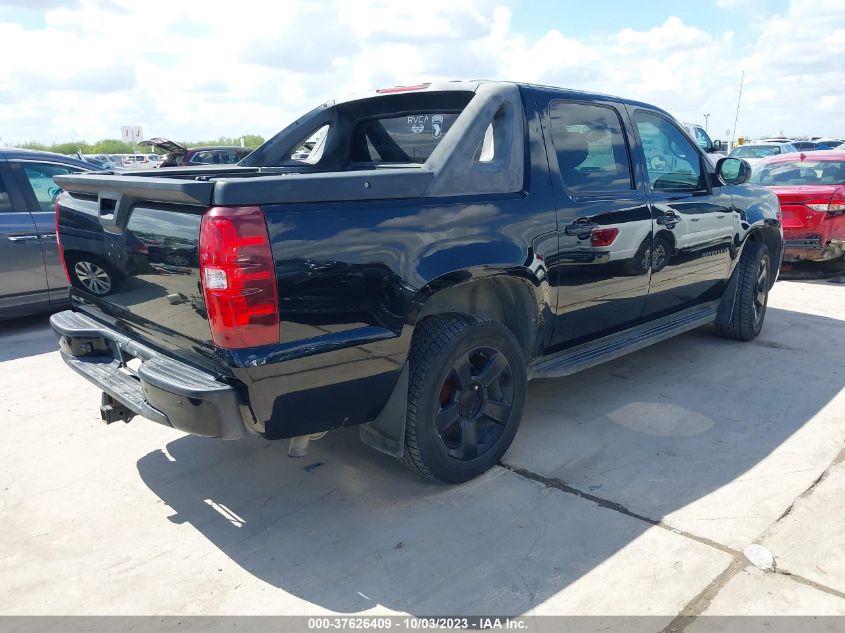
[{"left": 752, "top": 150, "right": 845, "bottom": 263}]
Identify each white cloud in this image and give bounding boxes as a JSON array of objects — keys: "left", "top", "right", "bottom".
[{"left": 0, "top": 0, "right": 843, "bottom": 145}]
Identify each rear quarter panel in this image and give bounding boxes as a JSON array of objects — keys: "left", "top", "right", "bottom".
[{"left": 234, "top": 186, "right": 558, "bottom": 439}]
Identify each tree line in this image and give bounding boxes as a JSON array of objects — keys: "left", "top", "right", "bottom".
[{"left": 15, "top": 134, "right": 267, "bottom": 155}]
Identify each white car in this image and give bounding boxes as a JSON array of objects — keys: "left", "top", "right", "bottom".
[{"left": 729, "top": 141, "right": 798, "bottom": 167}]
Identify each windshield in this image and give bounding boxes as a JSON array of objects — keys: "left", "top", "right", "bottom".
[
  {"left": 751, "top": 159, "right": 845, "bottom": 185},
  {"left": 731, "top": 145, "right": 781, "bottom": 158}
]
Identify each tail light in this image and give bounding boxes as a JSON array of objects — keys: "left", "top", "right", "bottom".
[
  {"left": 55, "top": 193, "right": 71, "bottom": 284},
  {"left": 591, "top": 227, "right": 619, "bottom": 247},
  {"left": 376, "top": 83, "right": 430, "bottom": 93},
  {"left": 807, "top": 191, "right": 845, "bottom": 217},
  {"left": 199, "top": 206, "right": 279, "bottom": 349}
]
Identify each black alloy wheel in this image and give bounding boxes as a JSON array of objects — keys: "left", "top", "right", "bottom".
[{"left": 434, "top": 346, "right": 514, "bottom": 461}]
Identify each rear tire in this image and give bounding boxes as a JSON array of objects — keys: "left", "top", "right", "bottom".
[
  {"left": 66, "top": 253, "right": 118, "bottom": 297},
  {"left": 715, "top": 241, "right": 770, "bottom": 341},
  {"left": 402, "top": 314, "right": 527, "bottom": 483}
]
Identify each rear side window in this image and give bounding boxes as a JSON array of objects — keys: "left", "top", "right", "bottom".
[
  {"left": 21, "top": 162, "right": 77, "bottom": 212},
  {"left": 351, "top": 112, "right": 462, "bottom": 164},
  {"left": 548, "top": 101, "right": 634, "bottom": 193}
]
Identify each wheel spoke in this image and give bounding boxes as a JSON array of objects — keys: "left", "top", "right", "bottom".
[
  {"left": 756, "top": 289, "right": 766, "bottom": 307},
  {"left": 452, "top": 353, "right": 472, "bottom": 389},
  {"left": 435, "top": 402, "right": 460, "bottom": 433},
  {"left": 482, "top": 399, "right": 511, "bottom": 424},
  {"left": 459, "top": 420, "right": 478, "bottom": 460},
  {"left": 476, "top": 351, "right": 508, "bottom": 387}
]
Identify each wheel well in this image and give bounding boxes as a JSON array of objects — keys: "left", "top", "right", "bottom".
[
  {"left": 655, "top": 229, "right": 675, "bottom": 251},
  {"left": 744, "top": 228, "right": 782, "bottom": 288},
  {"left": 415, "top": 276, "right": 539, "bottom": 357}
]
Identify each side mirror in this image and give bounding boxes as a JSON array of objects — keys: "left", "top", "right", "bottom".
[
  {"left": 712, "top": 139, "right": 722, "bottom": 152},
  {"left": 716, "top": 157, "right": 751, "bottom": 185}
]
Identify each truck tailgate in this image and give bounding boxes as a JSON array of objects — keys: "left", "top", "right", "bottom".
[{"left": 55, "top": 175, "right": 218, "bottom": 371}]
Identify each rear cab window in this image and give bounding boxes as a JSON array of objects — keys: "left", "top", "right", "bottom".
[
  {"left": 352, "top": 112, "right": 461, "bottom": 164},
  {"left": 261, "top": 90, "right": 475, "bottom": 169}
]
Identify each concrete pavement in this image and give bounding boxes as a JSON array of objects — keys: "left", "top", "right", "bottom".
[{"left": 0, "top": 279, "right": 843, "bottom": 626}]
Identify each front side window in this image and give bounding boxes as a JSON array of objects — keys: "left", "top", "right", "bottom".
[
  {"left": 548, "top": 101, "right": 633, "bottom": 193},
  {"left": 635, "top": 111, "right": 704, "bottom": 191},
  {"left": 20, "top": 162, "right": 77, "bottom": 212}
]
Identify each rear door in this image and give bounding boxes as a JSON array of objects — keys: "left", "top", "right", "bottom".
[
  {"left": 629, "top": 109, "right": 735, "bottom": 316},
  {"left": 0, "top": 159, "right": 51, "bottom": 312},
  {"left": 536, "top": 92, "right": 653, "bottom": 347}
]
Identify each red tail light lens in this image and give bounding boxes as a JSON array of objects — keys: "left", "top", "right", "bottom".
[
  {"left": 376, "top": 83, "right": 430, "bottom": 94},
  {"left": 55, "top": 193, "right": 71, "bottom": 284},
  {"left": 199, "top": 206, "right": 279, "bottom": 349},
  {"left": 591, "top": 227, "right": 619, "bottom": 247}
]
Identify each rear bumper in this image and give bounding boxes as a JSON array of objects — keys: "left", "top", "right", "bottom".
[
  {"left": 50, "top": 310, "right": 247, "bottom": 439},
  {"left": 783, "top": 236, "right": 844, "bottom": 262}
]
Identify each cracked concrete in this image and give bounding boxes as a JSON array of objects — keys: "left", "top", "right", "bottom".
[{"left": 0, "top": 279, "right": 843, "bottom": 625}]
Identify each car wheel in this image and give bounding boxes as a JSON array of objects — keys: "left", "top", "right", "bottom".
[
  {"left": 164, "top": 254, "right": 190, "bottom": 267},
  {"left": 401, "top": 314, "right": 527, "bottom": 483},
  {"left": 715, "top": 241, "right": 770, "bottom": 341},
  {"left": 67, "top": 254, "right": 116, "bottom": 297},
  {"left": 625, "top": 239, "right": 652, "bottom": 275},
  {"left": 651, "top": 236, "right": 671, "bottom": 273}
]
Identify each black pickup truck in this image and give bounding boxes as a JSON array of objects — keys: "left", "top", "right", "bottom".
[{"left": 50, "top": 81, "right": 783, "bottom": 483}]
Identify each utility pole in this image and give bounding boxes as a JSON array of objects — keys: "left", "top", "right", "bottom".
[
  {"left": 731, "top": 71, "right": 745, "bottom": 149},
  {"left": 703, "top": 113, "right": 710, "bottom": 133}
]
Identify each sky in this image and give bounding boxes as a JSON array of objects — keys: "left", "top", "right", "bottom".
[{"left": 0, "top": 0, "right": 843, "bottom": 146}]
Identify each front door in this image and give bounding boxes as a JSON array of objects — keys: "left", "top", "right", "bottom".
[
  {"left": 630, "top": 109, "right": 736, "bottom": 317},
  {"left": 537, "top": 94, "right": 654, "bottom": 348}
]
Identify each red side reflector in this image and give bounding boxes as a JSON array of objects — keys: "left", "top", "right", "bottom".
[
  {"left": 591, "top": 227, "right": 619, "bottom": 247},
  {"left": 376, "top": 83, "right": 431, "bottom": 94},
  {"left": 55, "top": 193, "right": 71, "bottom": 284},
  {"left": 199, "top": 206, "right": 279, "bottom": 349}
]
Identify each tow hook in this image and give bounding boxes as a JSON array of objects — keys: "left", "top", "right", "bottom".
[{"left": 100, "top": 393, "right": 135, "bottom": 424}]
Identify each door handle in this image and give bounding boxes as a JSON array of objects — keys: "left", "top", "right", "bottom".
[
  {"left": 564, "top": 219, "right": 599, "bottom": 236},
  {"left": 656, "top": 212, "right": 679, "bottom": 226},
  {"left": 6, "top": 234, "right": 39, "bottom": 242},
  {"left": 39, "top": 232, "right": 57, "bottom": 240}
]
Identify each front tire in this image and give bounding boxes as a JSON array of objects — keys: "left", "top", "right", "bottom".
[
  {"left": 402, "top": 314, "right": 527, "bottom": 483},
  {"left": 715, "top": 241, "right": 771, "bottom": 341}
]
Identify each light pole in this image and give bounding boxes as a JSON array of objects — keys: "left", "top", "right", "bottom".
[{"left": 703, "top": 113, "right": 710, "bottom": 133}]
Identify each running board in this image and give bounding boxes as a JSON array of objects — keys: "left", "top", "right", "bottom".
[{"left": 529, "top": 305, "right": 717, "bottom": 380}]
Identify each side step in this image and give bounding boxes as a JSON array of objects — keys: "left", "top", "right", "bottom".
[{"left": 529, "top": 305, "right": 717, "bottom": 380}]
